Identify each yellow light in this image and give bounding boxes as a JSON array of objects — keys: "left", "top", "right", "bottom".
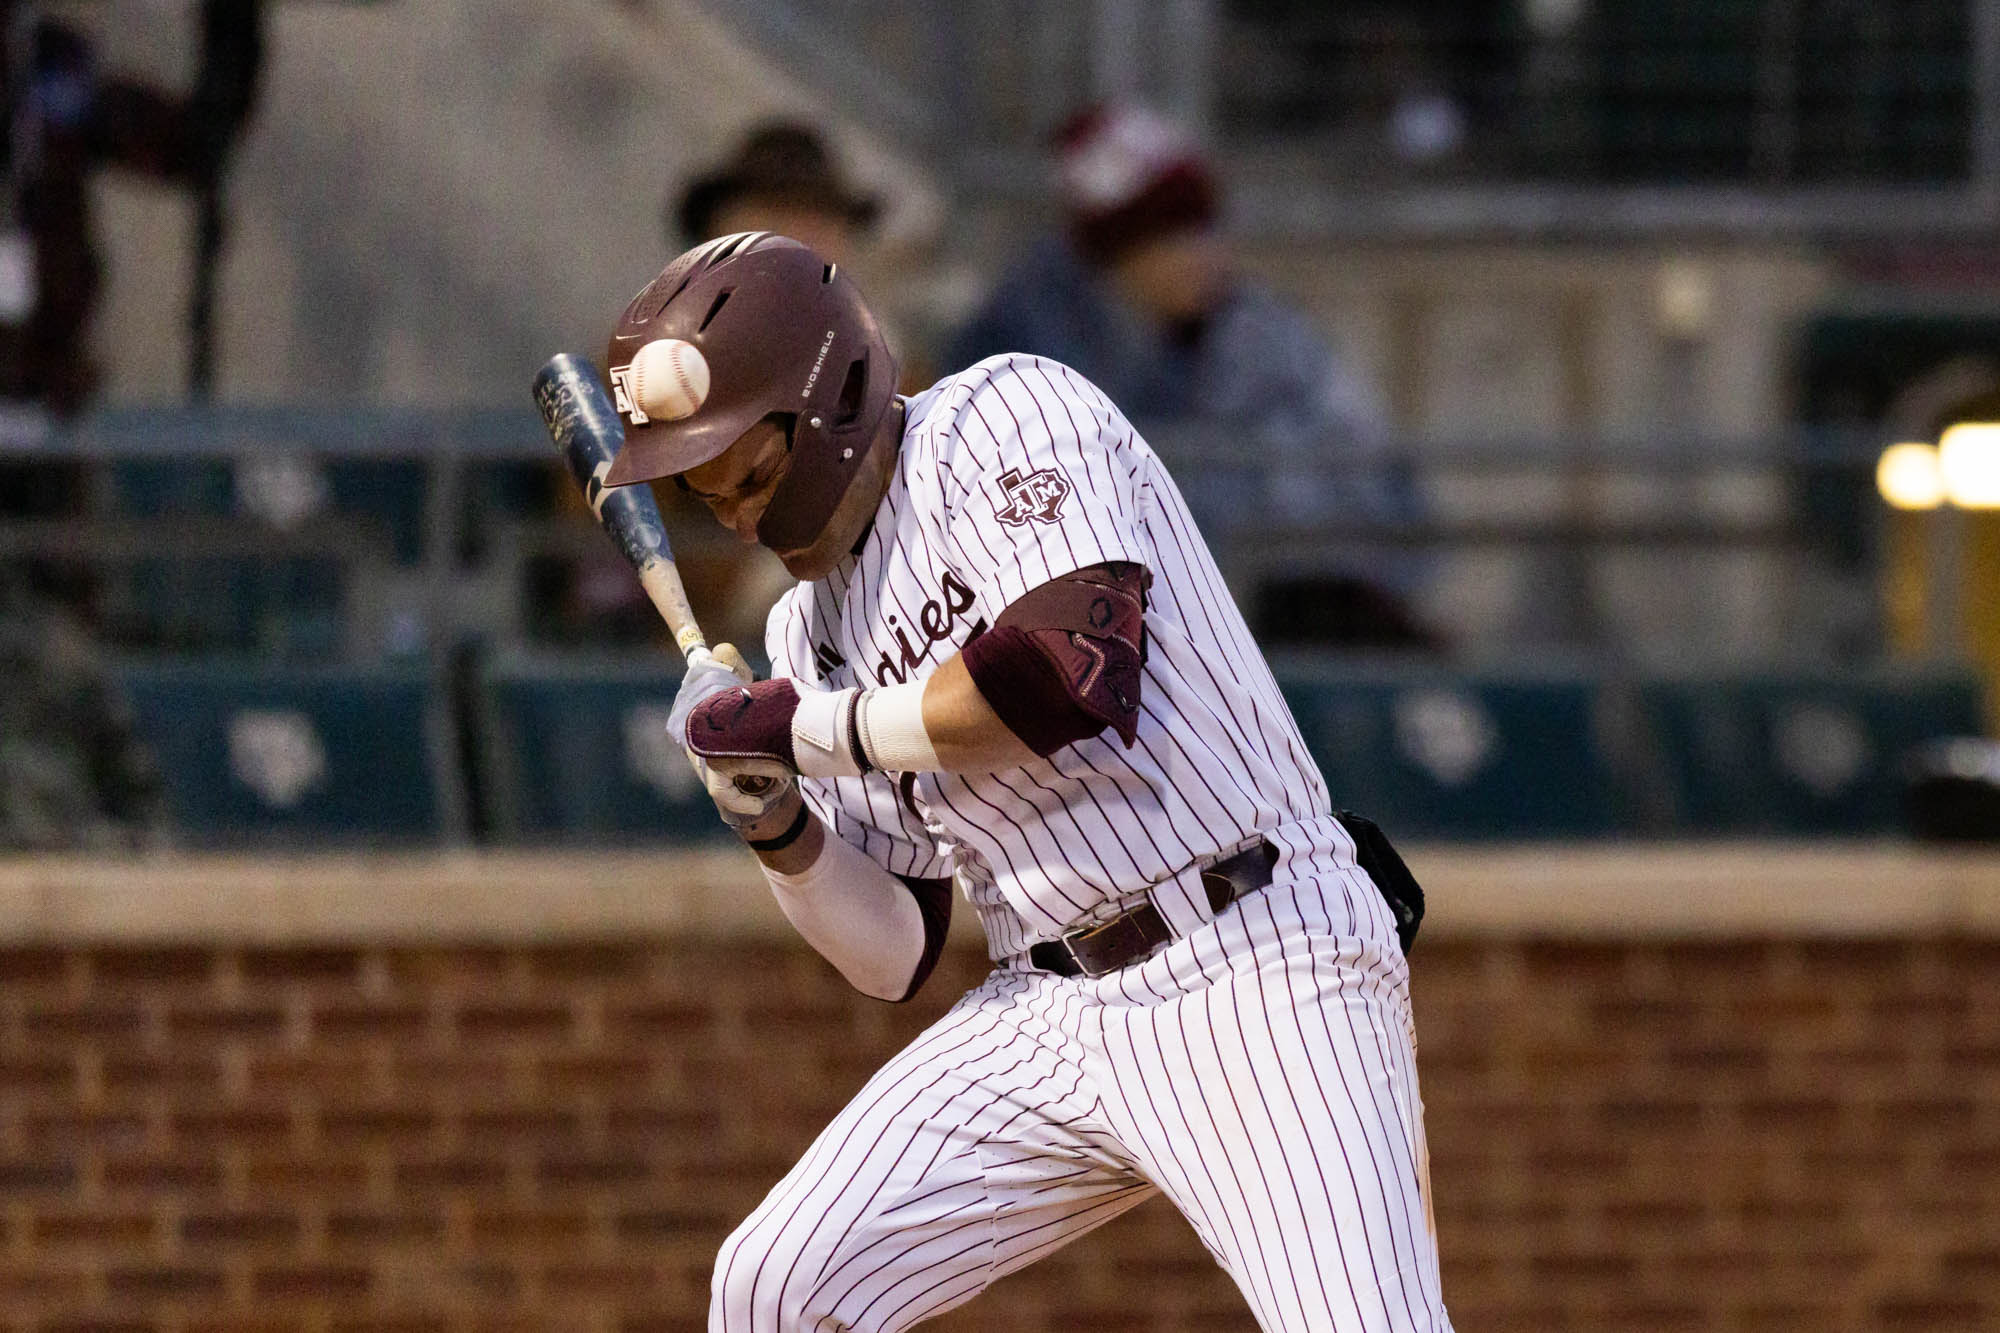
[
  {"left": 1877, "top": 442, "right": 1946, "bottom": 510},
  {"left": 1939, "top": 422, "right": 2000, "bottom": 509}
]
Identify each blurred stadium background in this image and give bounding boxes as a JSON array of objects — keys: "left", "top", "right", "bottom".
[{"left": 1, "top": 0, "right": 1998, "bottom": 1329}]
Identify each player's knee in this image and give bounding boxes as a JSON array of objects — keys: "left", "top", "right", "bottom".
[
  {"left": 720, "top": 1216, "right": 900, "bottom": 1328},
  {"left": 709, "top": 1218, "right": 834, "bottom": 1333},
  {"left": 710, "top": 1219, "right": 779, "bottom": 1331}
]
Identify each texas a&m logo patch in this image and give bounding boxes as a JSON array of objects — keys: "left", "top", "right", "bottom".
[
  {"left": 607, "top": 363, "right": 649, "bottom": 425},
  {"left": 992, "top": 466, "right": 1072, "bottom": 527}
]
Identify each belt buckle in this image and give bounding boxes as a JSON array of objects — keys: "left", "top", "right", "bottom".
[
  {"left": 1198, "top": 846, "right": 1247, "bottom": 909},
  {"left": 1056, "top": 915, "right": 1130, "bottom": 979}
]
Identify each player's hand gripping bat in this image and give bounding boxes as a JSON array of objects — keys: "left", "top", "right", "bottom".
[{"left": 532, "top": 352, "right": 773, "bottom": 794}]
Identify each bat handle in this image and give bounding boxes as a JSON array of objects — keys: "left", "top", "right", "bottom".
[
  {"left": 646, "top": 582, "right": 771, "bottom": 794},
  {"left": 634, "top": 560, "right": 708, "bottom": 659}
]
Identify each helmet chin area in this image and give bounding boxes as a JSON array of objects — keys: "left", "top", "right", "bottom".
[
  {"left": 759, "top": 439, "right": 884, "bottom": 571},
  {"left": 755, "top": 423, "right": 863, "bottom": 550},
  {"left": 758, "top": 474, "right": 856, "bottom": 562}
]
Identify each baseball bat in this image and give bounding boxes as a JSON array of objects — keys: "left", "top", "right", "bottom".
[
  {"left": 533, "top": 352, "right": 711, "bottom": 661},
  {"left": 531, "top": 353, "right": 773, "bottom": 794}
]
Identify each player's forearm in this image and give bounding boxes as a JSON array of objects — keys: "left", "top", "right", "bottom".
[
  {"left": 782, "top": 641, "right": 1114, "bottom": 776},
  {"left": 775, "top": 660, "right": 1038, "bottom": 777},
  {"left": 864, "top": 558, "right": 1157, "bottom": 771},
  {"left": 751, "top": 812, "right": 929, "bottom": 1002}
]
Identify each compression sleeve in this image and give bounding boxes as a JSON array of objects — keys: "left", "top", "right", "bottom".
[
  {"left": 760, "top": 830, "right": 952, "bottom": 1002},
  {"left": 891, "top": 874, "right": 954, "bottom": 1001}
]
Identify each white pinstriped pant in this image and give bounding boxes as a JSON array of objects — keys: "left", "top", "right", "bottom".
[{"left": 710, "top": 867, "right": 1451, "bottom": 1332}]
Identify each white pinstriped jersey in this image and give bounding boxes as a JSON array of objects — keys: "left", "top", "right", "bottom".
[
  {"left": 768, "top": 354, "right": 1336, "bottom": 959},
  {"left": 730, "top": 353, "right": 1450, "bottom": 1332}
]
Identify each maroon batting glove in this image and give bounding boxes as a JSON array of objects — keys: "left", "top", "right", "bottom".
[{"left": 685, "top": 678, "right": 802, "bottom": 769}]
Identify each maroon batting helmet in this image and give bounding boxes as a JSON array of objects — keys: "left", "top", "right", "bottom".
[{"left": 601, "top": 232, "right": 899, "bottom": 552}]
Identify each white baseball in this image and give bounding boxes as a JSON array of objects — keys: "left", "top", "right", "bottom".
[{"left": 629, "top": 338, "right": 710, "bottom": 421}]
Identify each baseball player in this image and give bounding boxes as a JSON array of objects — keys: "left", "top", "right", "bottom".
[{"left": 609, "top": 232, "right": 1448, "bottom": 1332}]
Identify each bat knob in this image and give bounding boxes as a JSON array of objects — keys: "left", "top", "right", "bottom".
[
  {"left": 734, "top": 775, "right": 778, "bottom": 797},
  {"left": 708, "top": 643, "right": 755, "bottom": 684}
]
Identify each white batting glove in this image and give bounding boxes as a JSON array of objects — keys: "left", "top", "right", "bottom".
[
  {"left": 689, "top": 752, "right": 795, "bottom": 825},
  {"left": 669, "top": 644, "right": 795, "bottom": 827},
  {"left": 667, "top": 647, "right": 747, "bottom": 743}
]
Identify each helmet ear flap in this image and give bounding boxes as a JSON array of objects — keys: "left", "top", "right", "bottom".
[{"left": 832, "top": 358, "right": 870, "bottom": 429}]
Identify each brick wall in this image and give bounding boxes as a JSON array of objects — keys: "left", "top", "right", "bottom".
[{"left": 0, "top": 935, "right": 1994, "bottom": 1332}]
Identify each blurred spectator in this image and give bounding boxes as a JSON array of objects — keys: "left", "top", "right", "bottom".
[
  {"left": 0, "top": 1, "right": 264, "bottom": 607},
  {"left": 672, "top": 118, "right": 934, "bottom": 386},
  {"left": 0, "top": 5, "right": 251, "bottom": 850},
  {"left": 0, "top": 2, "right": 262, "bottom": 415},
  {"left": 567, "top": 119, "right": 900, "bottom": 652},
  {"left": 0, "top": 572, "right": 166, "bottom": 851},
  {"left": 946, "top": 104, "right": 1436, "bottom": 650},
  {"left": 674, "top": 120, "right": 880, "bottom": 269}
]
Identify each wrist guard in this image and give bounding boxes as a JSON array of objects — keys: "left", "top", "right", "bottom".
[{"left": 686, "top": 678, "right": 872, "bottom": 780}]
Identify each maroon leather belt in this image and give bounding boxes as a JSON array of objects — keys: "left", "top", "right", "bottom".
[{"left": 1029, "top": 840, "right": 1277, "bottom": 979}]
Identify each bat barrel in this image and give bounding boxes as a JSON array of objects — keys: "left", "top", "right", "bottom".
[
  {"left": 533, "top": 353, "right": 679, "bottom": 584},
  {"left": 532, "top": 353, "right": 622, "bottom": 497},
  {"left": 532, "top": 352, "right": 764, "bottom": 798}
]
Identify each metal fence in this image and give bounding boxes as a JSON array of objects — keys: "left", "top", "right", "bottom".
[
  {"left": 0, "top": 404, "right": 1919, "bottom": 666},
  {"left": 1216, "top": 0, "right": 1979, "bottom": 184},
  {"left": 5, "top": 405, "right": 1987, "bottom": 848}
]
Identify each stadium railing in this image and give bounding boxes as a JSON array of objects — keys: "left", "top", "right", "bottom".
[{"left": 0, "top": 404, "right": 1985, "bottom": 846}]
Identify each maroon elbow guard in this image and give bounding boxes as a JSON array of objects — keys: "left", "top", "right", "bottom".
[{"left": 960, "top": 562, "right": 1149, "bottom": 756}]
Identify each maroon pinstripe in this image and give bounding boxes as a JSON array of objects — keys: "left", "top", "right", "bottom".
[{"left": 716, "top": 356, "right": 1450, "bottom": 1330}]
